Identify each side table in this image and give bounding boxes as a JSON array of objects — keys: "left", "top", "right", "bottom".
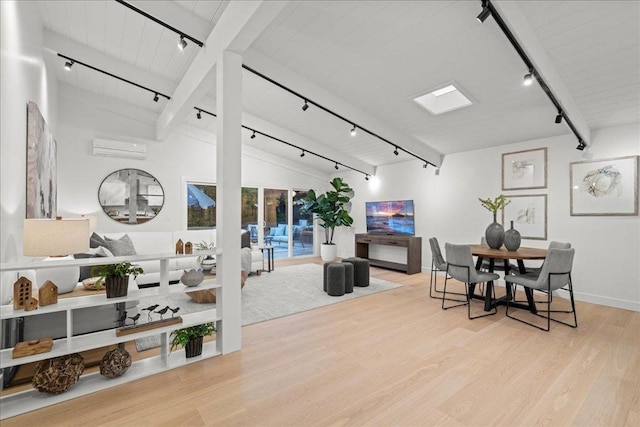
[{"left": 259, "top": 245, "right": 275, "bottom": 273}]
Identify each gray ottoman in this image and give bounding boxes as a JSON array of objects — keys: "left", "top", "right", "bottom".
[
  {"left": 342, "top": 261, "right": 354, "bottom": 294},
  {"left": 324, "top": 262, "right": 346, "bottom": 296},
  {"left": 342, "top": 257, "right": 370, "bottom": 287}
]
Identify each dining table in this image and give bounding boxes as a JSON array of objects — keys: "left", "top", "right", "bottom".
[{"left": 469, "top": 244, "right": 548, "bottom": 313}]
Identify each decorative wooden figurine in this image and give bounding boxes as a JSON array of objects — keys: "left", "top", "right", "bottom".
[
  {"left": 38, "top": 280, "right": 58, "bottom": 306},
  {"left": 175, "top": 239, "right": 184, "bottom": 254},
  {"left": 25, "top": 297, "right": 39, "bottom": 311},
  {"left": 13, "top": 277, "right": 32, "bottom": 310},
  {"left": 184, "top": 241, "right": 193, "bottom": 254}
]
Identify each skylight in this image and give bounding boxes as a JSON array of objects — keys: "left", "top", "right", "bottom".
[{"left": 413, "top": 84, "right": 473, "bottom": 115}]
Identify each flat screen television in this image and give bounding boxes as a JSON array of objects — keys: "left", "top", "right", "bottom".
[{"left": 365, "top": 200, "right": 415, "bottom": 235}]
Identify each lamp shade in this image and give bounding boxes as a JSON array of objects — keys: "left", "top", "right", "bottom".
[{"left": 24, "top": 218, "right": 90, "bottom": 256}]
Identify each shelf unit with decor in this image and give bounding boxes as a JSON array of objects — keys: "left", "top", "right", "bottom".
[{"left": 0, "top": 251, "right": 223, "bottom": 420}]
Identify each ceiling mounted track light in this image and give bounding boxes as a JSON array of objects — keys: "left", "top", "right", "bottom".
[
  {"left": 335, "top": 162, "right": 339, "bottom": 170},
  {"left": 478, "top": 0, "right": 588, "bottom": 150},
  {"left": 114, "top": 0, "right": 204, "bottom": 48},
  {"left": 365, "top": 175, "right": 370, "bottom": 181},
  {"left": 555, "top": 110, "right": 563, "bottom": 124},
  {"left": 300, "top": 150, "right": 305, "bottom": 157},
  {"left": 523, "top": 71, "right": 534, "bottom": 86},
  {"left": 196, "top": 110, "right": 202, "bottom": 120},
  {"left": 57, "top": 53, "right": 171, "bottom": 102},
  {"left": 194, "top": 107, "right": 371, "bottom": 178},
  {"left": 477, "top": 0, "right": 491, "bottom": 23},
  {"left": 423, "top": 163, "right": 428, "bottom": 169},
  {"left": 250, "top": 131, "right": 256, "bottom": 139},
  {"left": 302, "top": 100, "right": 309, "bottom": 111},
  {"left": 178, "top": 36, "right": 188, "bottom": 51},
  {"left": 393, "top": 146, "right": 399, "bottom": 156},
  {"left": 64, "top": 60, "right": 74, "bottom": 71},
  {"left": 241, "top": 64, "right": 437, "bottom": 168}
]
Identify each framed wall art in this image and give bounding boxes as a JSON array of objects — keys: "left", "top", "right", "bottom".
[
  {"left": 502, "top": 147, "right": 547, "bottom": 190},
  {"left": 502, "top": 194, "right": 547, "bottom": 240},
  {"left": 26, "top": 101, "right": 57, "bottom": 218},
  {"left": 570, "top": 155, "right": 638, "bottom": 216}
]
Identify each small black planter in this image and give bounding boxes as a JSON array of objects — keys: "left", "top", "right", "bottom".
[
  {"left": 185, "top": 336, "right": 204, "bottom": 358},
  {"left": 105, "top": 276, "right": 129, "bottom": 298}
]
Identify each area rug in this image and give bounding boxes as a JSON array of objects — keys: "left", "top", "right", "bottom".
[{"left": 134, "top": 263, "right": 401, "bottom": 351}]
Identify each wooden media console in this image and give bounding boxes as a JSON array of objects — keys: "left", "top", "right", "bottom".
[{"left": 355, "top": 233, "right": 422, "bottom": 274}]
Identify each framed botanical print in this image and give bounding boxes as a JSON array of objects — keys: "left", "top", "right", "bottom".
[
  {"left": 502, "top": 147, "right": 547, "bottom": 190},
  {"left": 570, "top": 156, "right": 638, "bottom": 216},
  {"left": 502, "top": 194, "right": 547, "bottom": 240}
]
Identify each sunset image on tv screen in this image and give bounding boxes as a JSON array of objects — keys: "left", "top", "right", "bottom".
[{"left": 365, "top": 200, "right": 415, "bottom": 235}]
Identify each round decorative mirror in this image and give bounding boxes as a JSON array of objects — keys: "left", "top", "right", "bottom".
[{"left": 98, "top": 169, "right": 164, "bottom": 224}]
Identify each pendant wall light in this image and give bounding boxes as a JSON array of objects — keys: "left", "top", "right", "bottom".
[{"left": 476, "top": 0, "right": 588, "bottom": 149}]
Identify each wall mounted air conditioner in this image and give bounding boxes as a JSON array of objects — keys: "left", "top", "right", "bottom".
[{"left": 93, "top": 139, "right": 147, "bottom": 160}]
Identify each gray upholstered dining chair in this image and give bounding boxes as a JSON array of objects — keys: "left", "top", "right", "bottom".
[
  {"left": 443, "top": 243, "right": 500, "bottom": 319},
  {"left": 428, "top": 237, "right": 464, "bottom": 302},
  {"left": 505, "top": 248, "right": 577, "bottom": 331}
]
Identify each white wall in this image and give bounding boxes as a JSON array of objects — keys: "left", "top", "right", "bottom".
[
  {"left": 335, "top": 123, "right": 640, "bottom": 311},
  {"left": 1, "top": 1, "right": 59, "bottom": 303},
  {"left": 56, "top": 95, "right": 327, "bottom": 234}
]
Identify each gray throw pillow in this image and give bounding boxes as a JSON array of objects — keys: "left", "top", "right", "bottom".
[
  {"left": 90, "top": 232, "right": 108, "bottom": 249},
  {"left": 104, "top": 234, "right": 137, "bottom": 256}
]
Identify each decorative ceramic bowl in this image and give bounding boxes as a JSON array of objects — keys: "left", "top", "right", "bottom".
[{"left": 181, "top": 269, "right": 205, "bottom": 287}]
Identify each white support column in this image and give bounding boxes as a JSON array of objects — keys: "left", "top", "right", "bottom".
[{"left": 216, "top": 50, "right": 242, "bottom": 354}]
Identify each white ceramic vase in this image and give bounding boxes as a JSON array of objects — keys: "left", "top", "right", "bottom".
[{"left": 320, "top": 244, "right": 338, "bottom": 262}]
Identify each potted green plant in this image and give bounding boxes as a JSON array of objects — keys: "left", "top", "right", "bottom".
[
  {"left": 302, "top": 177, "right": 354, "bottom": 261},
  {"left": 195, "top": 240, "right": 216, "bottom": 272},
  {"left": 170, "top": 322, "right": 216, "bottom": 358},
  {"left": 92, "top": 262, "right": 144, "bottom": 298},
  {"left": 478, "top": 195, "right": 511, "bottom": 249}
]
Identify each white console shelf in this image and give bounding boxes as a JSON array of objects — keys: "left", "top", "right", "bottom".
[{"left": 0, "top": 251, "right": 223, "bottom": 420}]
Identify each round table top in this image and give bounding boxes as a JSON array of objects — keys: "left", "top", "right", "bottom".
[{"left": 469, "top": 244, "right": 547, "bottom": 260}]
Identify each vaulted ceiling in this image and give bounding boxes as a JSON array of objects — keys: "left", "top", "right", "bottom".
[{"left": 39, "top": 0, "right": 640, "bottom": 175}]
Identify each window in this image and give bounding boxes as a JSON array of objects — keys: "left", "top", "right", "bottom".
[{"left": 187, "top": 182, "right": 217, "bottom": 229}]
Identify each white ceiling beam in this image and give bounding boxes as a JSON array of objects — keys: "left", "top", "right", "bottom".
[
  {"left": 243, "top": 48, "right": 443, "bottom": 168},
  {"left": 493, "top": 0, "right": 591, "bottom": 144},
  {"left": 42, "top": 29, "right": 176, "bottom": 96},
  {"left": 156, "top": 1, "right": 289, "bottom": 141}
]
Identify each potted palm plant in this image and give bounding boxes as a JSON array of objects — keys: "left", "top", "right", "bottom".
[
  {"left": 92, "top": 262, "right": 143, "bottom": 298},
  {"left": 170, "top": 322, "right": 216, "bottom": 358},
  {"left": 302, "top": 177, "right": 354, "bottom": 261}
]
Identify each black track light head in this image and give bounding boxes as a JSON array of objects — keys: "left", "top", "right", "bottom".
[
  {"left": 153, "top": 93, "right": 159, "bottom": 102},
  {"left": 423, "top": 162, "right": 428, "bottom": 169},
  {"left": 196, "top": 110, "right": 202, "bottom": 120},
  {"left": 555, "top": 110, "right": 563, "bottom": 124},
  {"left": 576, "top": 140, "right": 587, "bottom": 151},
  {"left": 393, "top": 146, "right": 399, "bottom": 156},
  {"left": 250, "top": 131, "right": 256, "bottom": 139},
  {"left": 64, "top": 60, "right": 74, "bottom": 71},
  {"left": 365, "top": 175, "right": 370, "bottom": 181},
  {"left": 350, "top": 125, "right": 357, "bottom": 137},
  {"left": 178, "top": 35, "right": 188, "bottom": 51},
  {"left": 523, "top": 71, "right": 534, "bottom": 86},
  {"left": 477, "top": 1, "right": 491, "bottom": 23},
  {"left": 300, "top": 150, "right": 305, "bottom": 157},
  {"left": 335, "top": 162, "right": 339, "bottom": 170},
  {"left": 302, "top": 100, "right": 309, "bottom": 111}
]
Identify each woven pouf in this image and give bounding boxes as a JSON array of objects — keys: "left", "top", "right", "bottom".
[
  {"left": 342, "top": 261, "right": 354, "bottom": 294},
  {"left": 342, "top": 257, "right": 370, "bottom": 287},
  {"left": 100, "top": 348, "right": 132, "bottom": 378},
  {"left": 325, "top": 263, "right": 346, "bottom": 296},
  {"left": 32, "top": 353, "right": 85, "bottom": 394}
]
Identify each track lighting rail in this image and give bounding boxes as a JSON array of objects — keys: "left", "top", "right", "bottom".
[
  {"left": 242, "top": 64, "right": 436, "bottom": 167},
  {"left": 481, "top": 0, "right": 587, "bottom": 149},
  {"left": 194, "top": 107, "right": 371, "bottom": 179},
  {"left": 57, "top": 53, "right": 171, "bottom": 101},
  {"left": 114, "top": 0, "right": 204, "bottom": 48}
]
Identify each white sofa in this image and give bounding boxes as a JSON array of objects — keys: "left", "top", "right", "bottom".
[{"left": 96, "top": 230, "right": 263, "bottom": 287}]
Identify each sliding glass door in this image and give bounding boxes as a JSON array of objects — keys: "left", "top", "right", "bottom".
[
  {"left": 292, "top": 189, "right": 314, "bottom": 257},
  {"left": 264, "top": 188, "right": 289, "bottom": 259}
]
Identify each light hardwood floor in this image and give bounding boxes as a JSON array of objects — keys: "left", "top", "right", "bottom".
[{"left": 4, "top": 258, "right": 639, "bottom": 426}]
